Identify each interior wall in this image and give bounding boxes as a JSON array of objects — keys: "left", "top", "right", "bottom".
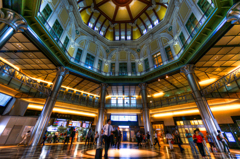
[{"left": 0, "top": 116, "right": 37, "bottom": 145}]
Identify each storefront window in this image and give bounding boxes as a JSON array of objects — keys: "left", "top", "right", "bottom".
[
  {"left": 177, "top": 119, "right": 205, "bottom": 144},
  {"left": 118, "top": 97, "right": 123, "bottom": 107},
  {"left": 131, "top": 97, "right": 136, "bottom": 107},
  {"left": 111, "top": 97, "right": 116, "bottom": 106}
]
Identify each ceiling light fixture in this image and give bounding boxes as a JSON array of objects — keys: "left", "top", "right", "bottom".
[
  {"left": 158, "top": 78, "right": 160, "bottom": 81},
  {"left": 166, "top": 75, "right": 169, "bottom": 78}
]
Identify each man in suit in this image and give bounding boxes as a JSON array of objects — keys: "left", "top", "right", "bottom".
[
  {"left": 103, "top": 119, "right": 114, "bottom": 159},
  {"left": 115, "top": 127, "right": 121, "bottom": 149}
]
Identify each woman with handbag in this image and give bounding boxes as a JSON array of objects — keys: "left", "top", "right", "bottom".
[
  {"left": 193, "top": 130, "right": 206, "bottom": 158},
  {"left": 166, "top": 131, "right": 174, "bottom": 150}
]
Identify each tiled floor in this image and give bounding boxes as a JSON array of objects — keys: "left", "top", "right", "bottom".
[{"left": 0, "top": 142, "right": 239, "bottom": 159}]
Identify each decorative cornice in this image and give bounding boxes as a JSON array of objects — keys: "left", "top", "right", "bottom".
[
  {"left": 226, "top": 1, "right": 240, "bottom": 24},
  {"left": 139, "top": 83, "right": 147, "bottom": 90},
  {"left": 180, "top": 64, "right": 195, "bottom": 76},
  {"left": 0, "top": 8, "right": 28, "bottom": 32}
]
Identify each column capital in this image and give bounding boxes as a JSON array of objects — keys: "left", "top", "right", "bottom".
[
  {"left": 139, "top": 83, "right": 147, "bottom": 90},
  {"left": 100, "top": 83, "right": 108, "bottom": 90},
  {"left": 180, "top": 64, "right": 195, "bottom": 75},
  {"left": 227, "top": 2, "right": 240, "bottom": 24},
  {"left": 57, "top": 66, "right": 69, "bottom": 76},
  {"left": 0, "top": 8, "right": 28, "bottom": 32}
]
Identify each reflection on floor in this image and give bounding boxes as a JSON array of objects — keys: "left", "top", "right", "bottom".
[{"left": 0, "top": 142, "right": 239, "bottom": 159}]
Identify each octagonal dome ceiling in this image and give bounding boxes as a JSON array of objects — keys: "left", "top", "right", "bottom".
[{"left": 78, "top": 0, "right": 168, "bottom": 41}]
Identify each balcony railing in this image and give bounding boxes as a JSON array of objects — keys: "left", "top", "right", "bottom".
[
  {"left": 201, "top": 67, "right": 240, "bottom": 96},
  {"left": 0, "top": 60, "right": 51, "bottom": 98},
  {"left": 57, "top": 91, "right": 100, "bottom": 108},
  {"left": 148, "top": 93, "right": 195, "bottom": 108},
  {"left": 37, "top": 1, "right": 214, "bottom": 77},
  {"left": 105, "top": 103, "right": 142, "bottom": 109}
]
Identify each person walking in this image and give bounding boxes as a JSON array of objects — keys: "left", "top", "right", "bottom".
[
  {"left": 185, "top": 129, "right": 199, "bottom": 156},
  {"left": 206, "top": 132, "right": 215, "bottom": 152},
  {"left": 146, "top": 132, "right": 151, "bottom": 147},
  {"left": 85, "top": 129, "right": 92, "bottom": 146},
  {"left": 103, "top": 119, "right": 114, "bottom": 159},
  {"left": 94, "top": 131, "right": 99, "bottom": 145},
  {"left": 64, "top": 132, "right": 70, "bottom": 145},
  {"left": 116, "top": 127, "right": 121, "bottom": 149},
  {"left": 100, "top": 129, "right": 104, "bottom": 145},
  {"left": 174, "top": 131, "right": 184, "bottom": 153},
  {"left": 166, "top": 131, "right": 174, "bottom": 151},
  {"left": 136, "top": 130, "right": 141, "bottom": 147},
  {"left": 154, "top": 132, "right": 160, "bottom": 148},
  {"left": 41, "top": 133, "right": 47, "bottom": 146},
  {"left": 217, "top": 130, "right": 230, "bottom": 154},
  {"left": 196, "top": 128, "right": 210, "bottom": 156},
  {"left": 54, "top": 131, "right": 59, "bottom": 143},
  {"left": 70, "top": 127, "right": 76, "bottom": 146},
  {"left": 18, "top": 130, "right": 31, "bottom": 146},
  {"left": 193, "top": 130, "right": 206, "bottom": 158}
]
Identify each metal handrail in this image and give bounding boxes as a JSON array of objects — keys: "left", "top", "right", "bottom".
[
  {"left": 0, "top": 60, "right": 51, "bottom": 96},
  {"left": 147, "top": 93, "right": 195, "bottom": 108},
  {"left": 201, "top": 66, "right": 240, "bottom": 96},
  {"left": 37, "top": 1, "right": 214, "bottom": 77},
  {"left": 105, "top": 103, "right": 143, "bottom": 108}
]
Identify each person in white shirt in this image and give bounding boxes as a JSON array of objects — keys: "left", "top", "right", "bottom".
[
  {"left": 18, "top": 130, "right": 31, "bottom": 146},
  {"left": 217, "top": 130, "right": 230, "bottom": 154},
  {"left": 166, "top": 131, "right": 174, "bottom": 150},
  {"left": 103, "top": 119, "right": 114, "bottom": 159}
]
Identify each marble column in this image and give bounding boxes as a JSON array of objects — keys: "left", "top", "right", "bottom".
[
  {"left": 0, "top": 8, "right": 27, "bottom": 49},
  {"left": 181, "top": 64, "right": 223, "bottom": 152},
  {"left": 93, "top": 45, "right": 100, "bottom": 72},
  {"left": 30, "top": 67, "right": 69, "bottom": 146},
  {"left": 80, "top": 40, "right": 90, "bottom": 65},
  {"left": 146, "top": 44, "right": 153, "bottom": 71},
  {"left": 96, "top": 83, "right": 108, "bottom": 146},
  {"left": 139, "top": 83, "right": 153, "bottom": 145},
  {"left": 157, "top": 38, "right": 168, "bottom": 65}
]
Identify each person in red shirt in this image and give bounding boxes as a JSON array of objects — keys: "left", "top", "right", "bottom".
[{"left": 193, "top": 130, "right": 206, "bottom": 158}]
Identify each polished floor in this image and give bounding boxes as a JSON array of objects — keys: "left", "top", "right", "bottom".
[{"left": 0, "top": 142, "right": 239, "bottom": 159}]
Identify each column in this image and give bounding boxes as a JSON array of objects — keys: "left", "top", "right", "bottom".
[
  {"left": 80, "top": 40, "right": 90, "bottom": 65},
  {"left": 181, "top": 64, "right": 223, "bottom": 152},
  {"left": 127, "top": 52, "right": 131, "bottom": 75},
  {"left": 115, "top": 53, "right": 119, "bottom": 76},
  {"left": 146, "top": 44, "right": 153, "bottom": 71},
  {"left": 139, "top": 83, "right": 153, "bottom": 145},
  {"left": 0, "top": 8, "right": 27, "bottom": 49},
  {"left": 96, "top": 83, "right": 108, "bottom": 146},
  {"left": 157, "top": 38, "right": 168, "bottom": 65},
  {"left": 93, "top": 45, "right": 100, "bottom": 72},
  {"left": 30, "top": 67, "right": 69, "bottom": 146}
]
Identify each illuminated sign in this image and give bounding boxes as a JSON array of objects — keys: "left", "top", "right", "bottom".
[
  {"left": 225, "top": 132, "right": 236, "bottom": 142},
  {"left": 111, "top": 115, "right": 137, "bottom": 122}
]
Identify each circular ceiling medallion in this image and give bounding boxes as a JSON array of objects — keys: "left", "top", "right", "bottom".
[{"left": 112, "top": 0, "right": 133, "bottom": 6}]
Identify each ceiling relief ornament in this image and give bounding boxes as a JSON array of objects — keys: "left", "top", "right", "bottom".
[{"left": 227, "top": 2, "right": 240, "bottom": 24}]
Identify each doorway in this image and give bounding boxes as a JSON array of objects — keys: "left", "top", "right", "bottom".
[{"left": 123, "top": 131, "right": 128, "bottom": 141}]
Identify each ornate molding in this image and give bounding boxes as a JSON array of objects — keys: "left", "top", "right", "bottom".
[
  {"left": 180, "top": 64, "right": 195, "bottom": 75},
  {"left": 100, "top": 83, "right": 108, "bottom": 90},
  {"left": 57, "top": 66, "right": 69, "bottom": 76},
  {"left": 139, "top": 83, "right": 147, "bottom": 90},
  {"left": 227, "top": 2, "right": 240, "bottom": 24},
  {"left": 0, "top": 8, "right": 28, "bottom": 32}
]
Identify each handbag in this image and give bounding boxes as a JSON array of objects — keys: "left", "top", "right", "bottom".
[{"left": 170, "top": 140, "right": 174, "bottom": 144}]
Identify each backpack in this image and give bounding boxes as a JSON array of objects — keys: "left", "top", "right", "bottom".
[{"left": 217, "top": 135, "right": 221, "bottom": 141}]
